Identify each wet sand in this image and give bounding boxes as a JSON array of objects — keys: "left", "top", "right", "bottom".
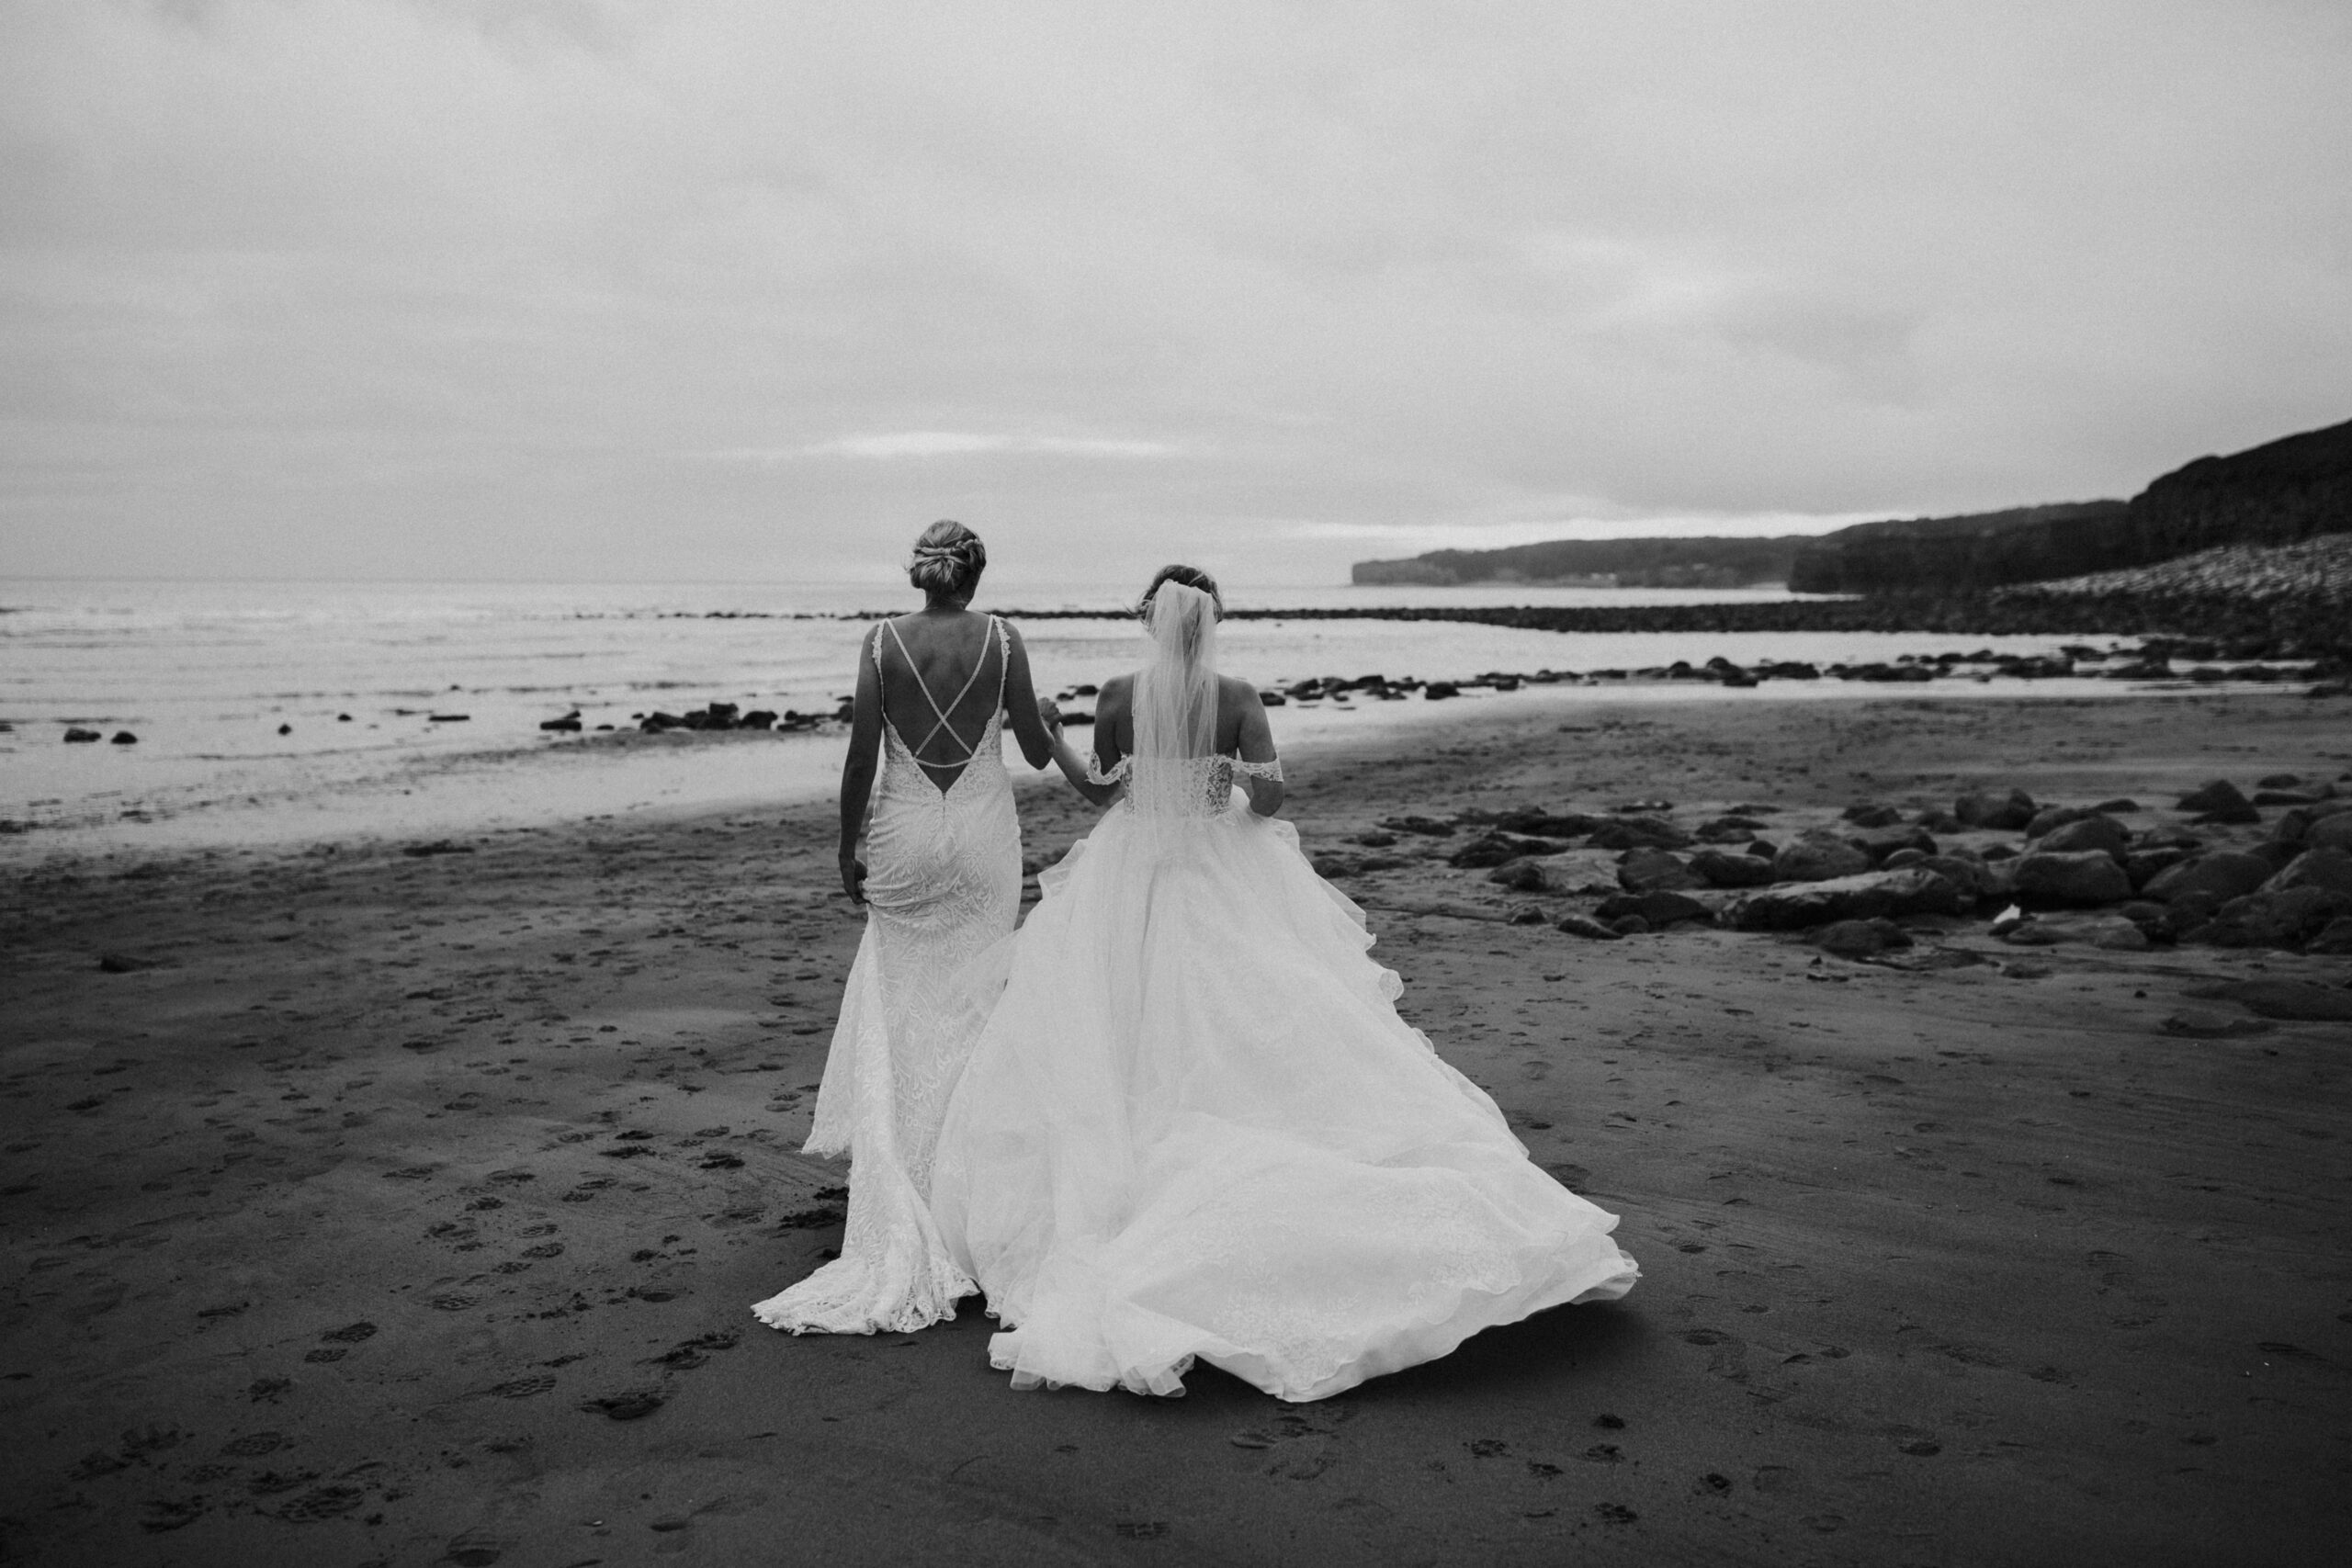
[{"left": 3, "top": 690, "right": 2348, "bottom": 1565}]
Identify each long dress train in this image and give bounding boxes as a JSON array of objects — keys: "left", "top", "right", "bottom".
[
  {"left": 929, "top": 590, "right": 1637, "bottom": 1402},
  {"left": 752, "top": 616, "right": 1015, "bottom": 1335}
]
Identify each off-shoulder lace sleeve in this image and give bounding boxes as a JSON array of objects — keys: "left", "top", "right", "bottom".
[
  {"left": 1230, "top": 757, "right": 1283, "bottom": 782},
  {"left": 1085, "top": 754, "right": 1132, "bottom": 786}
]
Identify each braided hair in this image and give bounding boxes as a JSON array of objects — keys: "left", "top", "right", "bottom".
[{"left": 907, "top": 520, "right": 987, "bottom": 599}]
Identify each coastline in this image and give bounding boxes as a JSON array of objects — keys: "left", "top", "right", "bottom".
[{"left": 4, "top": 687, "right": 2346, "bottom": 1562}]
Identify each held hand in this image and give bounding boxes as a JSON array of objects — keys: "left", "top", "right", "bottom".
[
  {"left": 1036, "top": 695, "right": 1063, "bottom": 732},
  {"left": 840, "top": 853, "right": 867, "bottom": 905}
]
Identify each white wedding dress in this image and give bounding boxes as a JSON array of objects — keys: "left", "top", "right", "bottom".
[
  {"left": 929, "top": 586, "right": 1637, "bottom": 1402},
  {"left": 752, "top": 616, "right": 1015, "bottom": 1336}
]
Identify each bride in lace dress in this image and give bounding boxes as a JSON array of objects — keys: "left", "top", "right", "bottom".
[
  {"left": 752, "top": 521, "right": 1057, "bottom": 1336},
  {"left": 929, "top": 566, "right": 1639, "bottom": 1402}
]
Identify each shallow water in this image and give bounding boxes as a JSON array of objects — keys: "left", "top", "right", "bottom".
[{"left": 0, "top": 577, "right": 2169, "bottom": 852}]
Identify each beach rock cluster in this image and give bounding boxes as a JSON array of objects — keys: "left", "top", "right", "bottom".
[
  {"left": 1347, "top": 769, "right": 2352, "bottom": 953},
  {"left": 627, "top": 703, "right": 815, "bottom": 734}
]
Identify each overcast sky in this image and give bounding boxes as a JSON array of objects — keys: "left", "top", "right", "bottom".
[{"left": 4, "top": 0, "right": 2347, "bottom": 588}]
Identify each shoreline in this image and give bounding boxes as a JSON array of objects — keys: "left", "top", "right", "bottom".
[{"left": 5, "top": 674, "right": 2334, "bottom": 865}]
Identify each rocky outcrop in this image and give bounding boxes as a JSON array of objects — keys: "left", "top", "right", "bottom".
[
  {"left": 2033, "top": 815, "right": 2131, "bottom": 859},
  {"left": 2176, "top": 779, "right": 2260, "bottom": 823},
  {"left": 1773, "top": 833, "right": 1871, "bottom": 883},
  {"left": 1955, "top": 789, "right": 2038, "bottom": 830},
  {"left": 1616, "top": 849, "right": 1702, "bottom": 893},
  {"left": 1690, "top": 849, "right": 1776, "bottom": 888},
  {"left": 1727, "top": 869, "right": 1968, "bottom": 931},
  {"left": 1597, "top": 890, "right": 1713, "bottom": 928},
  {"left": 1586, "top": 817, "right": 1691, "bottom": 852},
  {"left": 2142, "top": 852, "right": 2274, "bottom": 906},
  {"left": 2011, "top": 851, "right": 2132, "bottom": 905}
]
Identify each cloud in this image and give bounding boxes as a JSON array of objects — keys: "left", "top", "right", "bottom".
[
  {"left": 790, "top": 433, "right": 1181, "bottom": 460},
  {"left": 0, "top": 0, "right": 2347, "bottom": 584}
]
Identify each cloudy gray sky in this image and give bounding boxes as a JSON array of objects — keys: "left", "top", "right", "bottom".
[{"left": 4, "top": 0, "right": 2347, "bottom": 588}]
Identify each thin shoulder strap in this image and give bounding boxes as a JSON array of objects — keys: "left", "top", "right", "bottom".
[
  {"left": 992, "top": 615, "right": 1011, "bottom": 706},
  {"left": 886, "top": 615, "right": 995, "bottom": 761}
]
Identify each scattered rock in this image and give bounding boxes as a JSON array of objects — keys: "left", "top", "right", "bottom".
[
  {"left": 1313, "top": 851, "right": 1408, "bottom": 879},
  {"left": 1596, "top": 890, "right": 1713, "bottom": 928},
  {"left": 2124, "top": 846, "right": 2193, "bottom": 890},
  {"left": 96, "top": 953, "right": 154, "bottom": 974},
  {"left": 2199, "top": 887, "right": 2352, "bottom": 949},
  {"left": 2036, "top": 815, "right": 2130, "bottom": 859},
  {"left": 2307, "top": 813, "right": 2352, "bottom": 852},
  {"left": 1555, "top": 912, "right": 1623, "bottom": 941},
  {"left": 2025, "top": 805, "right": 2101, "bottom": 840},
  {"left": 2266, "top": 847, "right": 2352, "bottom": 897},
  {"left": 1849, "top": 825, "right": 1937, "bottom": 864},
  {"left": 2091, "top": 798, "right": 2141, "bottom": 813},
  {"left": 2305, "top": 916, "right": 2352, "bottom": 954},
  {"left": 2143, "top": 852, "right": 2275, "bottom": 906},
  {"left": 1377, "top": 816, "right": 1456, "bottom": 838},
  {"left": 1841, "top": 801, "right": 1904, "bottom": 829},
  {"left": 578, "top": 1390, "right": 665, "bottom": 1421},
  {"left": 63, "top": 728, "right": 101, "bottom": 743},
  {"left": 1616, "top": 848, "right": 1702, "bottom": 893},
  {"left": 110, "top": 730, "right": 138, "bottom": 745},
  {"left": 1495, "top": 809, "right": 1602, "bottom": 837},
  {"left": 1773, "top": 833, "right": 1871, "bottom": 884},
  {"left": 1487, "top": 858, "right": 1553, "bottom": 893},
  {"left": 2177, "top": 778, "right": 2260, "bottom": 824},
  {"left": 1728, "top": 868, "right": 1968, "bottom": 931},
  {"left": 1449, "top": 832, "right": 1559, "bottom": 869},
  {"left": 538, "top": 712, "right": 583, "bottom": 732},
  {"left": 1954, "top": 787, "right": 2036, "bottom": 830},
  {"left": 1690, "top": 849, "right": 1776, "bottom": 887},
  {"left": 2011, "top": 850, "right": 2132, "bottom": 906},
  {"left": 2161, "top": 1011, "right": 2276, "bottom": 1039},
  {"left": 1586, "top": 816, "right": 1691, "bottom": 852},
  {"left": 1811, "top": 918, "right": 1913, "bottom": 959}
]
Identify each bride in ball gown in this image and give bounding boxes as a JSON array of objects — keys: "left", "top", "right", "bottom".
[
  {"left": 752, "top": 521, "right": 1057, "bottom": 1336},
  {"left": 929, "top": 566, "right": 1638, "bottom": 1403}
]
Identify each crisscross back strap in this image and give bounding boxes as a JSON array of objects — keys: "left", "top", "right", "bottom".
[{"left": 880, "top": 615, "right": 1002, "bottom": 762}]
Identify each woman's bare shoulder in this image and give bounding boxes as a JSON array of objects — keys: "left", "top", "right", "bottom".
[{"left": 1216, "top": 672, "right": 1261, "bottom": 701}]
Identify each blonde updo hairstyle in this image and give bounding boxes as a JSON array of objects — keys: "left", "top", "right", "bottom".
[{"left": 908, "top": 520, "right": 987, "bottom": 600}]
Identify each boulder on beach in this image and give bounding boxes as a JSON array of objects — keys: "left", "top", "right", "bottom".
[
  {"left": 1495, "top": 809, "right": 1602, "bottom": 837},
  {"left": 2296, "top": 809, "right": 2352, "bottom": 852},
  {"left": 1554, "top": 911, "right": 1623, "bottom": 941},
  {"left": 1449, "top": 832, "right": 1559, "bottom": 869},
  {"left": 2307, "top": 916, "right": 2352, "bottom": 954},
  {"left": 2024, "top": 805, "right": 2101, "bottom": 839},
  {"left": 1696, "top": 816, "right": 1766, "bottom": 842},
  {"left": 1840, "top": 801, "right": 1904, "bottom": 829},
  {"left": 2124, "top": 846, "right": 2192, "bottom": 889},
  {"left": 1917, "top": 852, "right": 1996, "bottom": 896},
  {"left": 2176, "top": 778, "right": 2260, "bottom": 823},
  {"left": 1487, "top": 857, "right": 1553, "bottom": 893},
  {"left": 2198, "top": 886, "right": 2352, "bottom": 949},
  {"left": 1811, "top": 918, "right": 1912, "bottom": 959},
  {"left": 2142, "top": 851, "right": 2274, "bottom": 906},
  {"left": 2265, "top": 846, "right": 2352, "bottom": 897},
  {"left": 1690, "top": 849, "right": 1776, "bottom": 887},
  {"left": 1773, "top": 832, "right": 1871, "bottom": 883},
  {"left": 2036, "top": 814, "right": 2131, "bottom": 860},
  {"left": 2011, "top": 850, "right": 2132, "bottom": 905},
  {"left": 109, "top": 731, "right": 137, "bottom": 745},
  {"left": 1616, "top": 848, "right": 1702, "bottom": 893},
  {"left": 1585, "top": 816, "right": 1691, "bottom": 852},
  {"left": 63, "top": 728, "right": 100, "bottom": 743},
  {"left": 1597, "top": 889, "right": 1713, "bottom": 928},
  {"left": 1727, "top": 867, "right": 1968, "bottom": 931},
  {"left": 1849, "top": 824, "right": 1936, "bottom": 864},
  {"left": 1954, "top": 787, "right": 2036, "bottom": 829}
]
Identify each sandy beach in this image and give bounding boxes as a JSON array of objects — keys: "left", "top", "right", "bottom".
[{"left": 5, "top": 688, "right": 2349, "bottom": 1566}]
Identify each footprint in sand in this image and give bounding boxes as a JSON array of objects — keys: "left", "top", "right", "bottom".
[
  {"left": 220, "top": 1432, "right": 288, "bottom": 1457},
  {"left": 485, "top": 1374, "right": 556, "bottom": 1399}
]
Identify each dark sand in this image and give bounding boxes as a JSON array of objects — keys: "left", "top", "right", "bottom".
[{"left": 4, "top": 691, "right": 2348, "bottom": 1565}]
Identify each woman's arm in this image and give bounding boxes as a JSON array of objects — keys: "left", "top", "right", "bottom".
[
  {"left": 838, "top": 627, "right": 885, "bottom": 901},
  {"left": 999, "top": 622, "right": 1057, "bottom": 770},
  {"left": 1232, "top": 682, "right": 1285, "bottom": 818},
  {"left": 1045, "top": 674, "right": 1126, "bottom": 807}
]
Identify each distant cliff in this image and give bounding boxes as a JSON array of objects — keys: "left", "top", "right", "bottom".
[
  {"left": 1788, "top": 417, "right": 2352, "bottom": 594},
  {"left": 1351, "top": 535, "right": 1806, "bottom": 589},
  {"left": 1353, "top": 416, "right": 2352, "bottom": 597}
]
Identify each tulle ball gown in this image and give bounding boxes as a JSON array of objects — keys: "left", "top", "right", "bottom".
[{"left": 930, "top": 584, "right": 1637, "bottom": 1403}]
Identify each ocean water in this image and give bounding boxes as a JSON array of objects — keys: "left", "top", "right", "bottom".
[{"left": 1, "top": 577, "right": 2157, "bottom": 852}]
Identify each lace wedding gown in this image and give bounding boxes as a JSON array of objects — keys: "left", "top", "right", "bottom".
[
  {"left": 752, "top": 616, "right": 1014, "bottom": 1335},
  {"left": 929, "top": 587, "right": 1637, "bottom": 1402}
]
